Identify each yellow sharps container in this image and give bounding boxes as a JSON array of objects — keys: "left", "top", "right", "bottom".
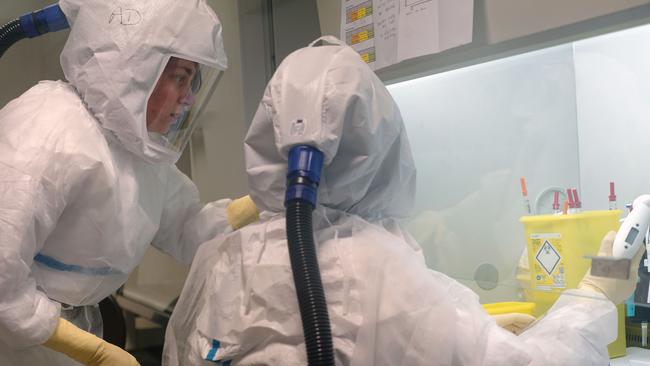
[{"left": 520, "top": 210, "right": 626, "bottom": 358}]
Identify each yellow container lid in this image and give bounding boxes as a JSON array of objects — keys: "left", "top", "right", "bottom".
[
  {"left": 482, "top": 302, "right": 536, "bottom": 316},
  {"left": 519, "top": 210, "right": 621, "bottom": 223}
]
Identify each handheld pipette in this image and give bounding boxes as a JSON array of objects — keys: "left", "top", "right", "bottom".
[
  {"left": 589, "top": 195, "right": 649, "bottom": 279},
  {"left": 613, "top": 195, "right": 650, "bottom": 260}
]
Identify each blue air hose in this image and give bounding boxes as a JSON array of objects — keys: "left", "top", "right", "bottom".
[
  {"left": 0, "top": 4, "right": 69, "bottom": 58},
  {"left": 284, "top": 145, "right": 334, "bottom": 366}
]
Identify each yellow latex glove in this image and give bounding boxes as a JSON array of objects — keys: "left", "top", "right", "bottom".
[
  {"left": 43, "top": 318, "right": 140, "bottom": 366},
  {"left": 227, "top": 195, "right": 259, "bottom": 230},
  {"left": 492, "top": 313, "right": 536, "bottom": 335},
  {"left": 579, "top": 230, "right": 645, "bottom": 304}
]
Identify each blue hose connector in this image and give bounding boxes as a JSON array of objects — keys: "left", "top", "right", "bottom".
[
  {"left": 284, "top": 145, "right": 324, "bottom": 208},
  {"left": 19, "top": 4, "right": 69, "bottom": 38}
]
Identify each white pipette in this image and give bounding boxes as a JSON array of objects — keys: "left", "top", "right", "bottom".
[{"left": 613, "top": 195, "right": 650, "bottom": 259}]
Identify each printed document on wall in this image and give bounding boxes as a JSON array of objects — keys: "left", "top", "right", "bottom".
[{"left": 340, "top": 0, "right": 473, "bottom": 70}]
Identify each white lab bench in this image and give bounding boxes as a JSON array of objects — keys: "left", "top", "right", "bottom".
[{"left": 611, "top": 348, "right": 650, "bottom": 365}]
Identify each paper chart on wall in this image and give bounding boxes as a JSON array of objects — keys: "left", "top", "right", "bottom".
[{"left": 340, "top": 0, "right": 473, "bottom": 70}]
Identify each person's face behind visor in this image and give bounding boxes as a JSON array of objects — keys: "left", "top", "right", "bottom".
[
  {"left": 144, "top": 55, "right": 222, "bottom": 155},
  {"left": 147, "top": 57, "right": 199, "bottom": 134}
]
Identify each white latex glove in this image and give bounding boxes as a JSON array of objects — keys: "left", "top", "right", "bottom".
[
  {"left": 44, "top": 318, "right": 140, "bottom": 366},
  {"left": 492, "top": 313, "right": 536, "bottom": 335},
  {"left": 579, "top": 230, "right": 644, "bottom": 304}
]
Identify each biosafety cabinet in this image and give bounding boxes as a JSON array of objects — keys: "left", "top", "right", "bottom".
[
  {"left": 380, "top": 7, "right": 650, "bottom": 361},
  {"left": 389, "top": 23, "right": 650, "bottom": 300}
]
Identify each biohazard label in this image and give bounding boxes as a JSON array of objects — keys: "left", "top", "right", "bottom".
[
  {"left": 536, "top": 240, "right": 560, "bottom": 274},
  {"left": 530, "top": 233, "right": 566, "bottom": 290}
]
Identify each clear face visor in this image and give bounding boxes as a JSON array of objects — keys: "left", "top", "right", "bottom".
[{"left": 146, "top": 55, "right": 223, "bottom": 154}]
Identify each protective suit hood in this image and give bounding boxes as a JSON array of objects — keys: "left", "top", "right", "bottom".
[
  {"left": 245, "top": 37, "right": 416, "bottom": 219},
  {"left": 58, "top": 0, "right": 227, "bottom": 163}
]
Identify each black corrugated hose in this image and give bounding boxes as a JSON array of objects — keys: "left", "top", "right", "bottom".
[
  {"left": 286, "top": 199, "right": 334, "bottom": 366},
  {"left": 0, "top": 19, "right": 25, "bottom": 58}
]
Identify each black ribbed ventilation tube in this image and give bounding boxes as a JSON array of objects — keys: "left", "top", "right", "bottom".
[
  {"left": 284, "top": 145, "right": 332, "bottom": 365},
  {"left": 286, "top": 199, "right": 334, "bottom": 365},
  {"left": 0, "top": 19, "right": 25, "bottom": 58}
]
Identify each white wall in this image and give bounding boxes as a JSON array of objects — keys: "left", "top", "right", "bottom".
[
  {"left": 316, "top": 0, "right": 341, "bottom": 37},
  {"left": 190, "top": 0, "right": 249, "bottom": 202}
]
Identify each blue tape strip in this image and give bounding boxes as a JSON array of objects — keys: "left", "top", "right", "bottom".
[
  {"left": 222, "top": 361, "right": 231, "bottom": 366},
  {"left": 206, "top": 339, "right": 220, "bottom": 361},
  {"left": 33, "top": 253, "right": 121, "bottom": 276}
]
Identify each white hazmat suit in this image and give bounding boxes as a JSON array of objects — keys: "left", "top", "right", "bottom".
[
  {"left": 163, "top": 37, "right": 618, "bottom": 365},
  {"left": 0, "top": 0, "right": 237, "bottom": 364}
]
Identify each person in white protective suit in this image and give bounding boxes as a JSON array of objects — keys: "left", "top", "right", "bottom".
[
  {"left": 0, "top": 0, "right": 258, "bottom": 365},
  {"left": 162, "top": 36, "right": 643, "bottom": 366}
]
